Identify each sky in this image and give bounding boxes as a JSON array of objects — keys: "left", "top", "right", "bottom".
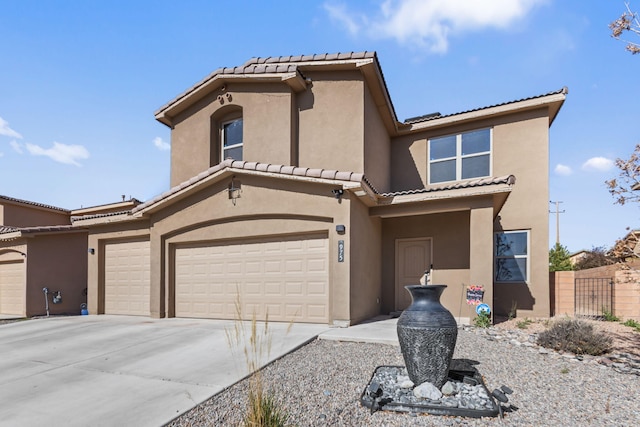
[{"left": 0, "top": 0, "right": 638, "bottom": 253}]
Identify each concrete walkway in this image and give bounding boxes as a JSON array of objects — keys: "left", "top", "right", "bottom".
[
  {"left": 0, "top": 315, "right": 329, "bottom": 427},
  {"left": 319, "top": 315, "right": 399, "bottom": 346}
]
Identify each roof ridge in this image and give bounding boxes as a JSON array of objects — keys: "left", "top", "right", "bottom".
[
  {"left": 0, "top": 194, "right": 70, "bottom": 213},
  {"left": 380, "top": 175, "right": 515, "bottom": 197},
  {"left": 404, "top": 87, "right": 568, "bottom": 125},
  {"left": 132, "top": 160, "right": 369, "bottom": 214}
]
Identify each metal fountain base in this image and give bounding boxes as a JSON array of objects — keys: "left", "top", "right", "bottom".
[{"left": 360, "top": 362, "right": 500, "bottom": 418}]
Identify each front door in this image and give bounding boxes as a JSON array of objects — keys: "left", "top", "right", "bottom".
[{"left": 395, "top": 238, "right": 432, "bottom": 311}]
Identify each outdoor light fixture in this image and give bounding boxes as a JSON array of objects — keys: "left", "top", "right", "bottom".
[
  {"left": 336, "top": 224, "right": 346, "bottom": 234},
  {"left": 332, "top": 189, "right": 344, "bottom": 200},
  {"left": 228, "top": 176, "right": 242, "bottom": 205},
  {"left": 88, "top": 248, "right": 95, "bottom": 254}
]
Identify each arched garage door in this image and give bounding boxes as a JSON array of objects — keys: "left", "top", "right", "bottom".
[
  {"left": 104, "top": 239, "right": 150, "bottom": 316},
  {"left": 174, "top": 234, "right": 329, "bottom": 323},
  {"left": 0, "top": 261, "right": 25, "bottom": 316}
]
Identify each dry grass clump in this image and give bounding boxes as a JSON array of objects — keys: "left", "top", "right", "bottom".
[{"left": 537, "top": 319, "right": 612, "bottom": 356}]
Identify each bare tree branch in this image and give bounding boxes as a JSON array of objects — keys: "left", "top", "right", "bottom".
[{"left": 610, "top": 2, "right": 640, "bottom": 54}]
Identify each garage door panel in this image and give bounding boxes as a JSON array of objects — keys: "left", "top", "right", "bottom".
[
  {"left": 0, "top": 261, "right": 25, "bottom": 315},
  {"left": 104, "top": 240, "right": 150, "bottom": 316},
  {"left": 175, "top": 236, "right": 328, "bottom": 323}
]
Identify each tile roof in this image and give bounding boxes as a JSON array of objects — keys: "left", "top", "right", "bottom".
[
  {"left": 0, "top": 224, "right": 84, "bottom": 239},
  {"left": 132, "top": 159, "right": 367, "bottom": 214},
  {"left": 0, "top": 226, "right": 18, "bottom": 234},
  {"left": 156, "top": 51, "right": 383, "bottom": 117},
  {"left": 380, "top": 175, "right": 515, "bottom": 197},
  {"left": 0, "top": 195, "right": 69, "bottom": 213},
  {"left": 403, "top": 87, "right": 568, "bottom": 124},
  {"left": 70, "top": 210, "right": 139, "bottom": 223}
]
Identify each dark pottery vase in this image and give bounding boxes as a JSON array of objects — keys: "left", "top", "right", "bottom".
[{"left": 397, "top": 284, "right": 458, "bottom": 388}]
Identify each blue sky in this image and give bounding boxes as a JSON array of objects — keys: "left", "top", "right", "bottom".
[{"left": 0, "top": 0, "right": 638, "bottom": 253}]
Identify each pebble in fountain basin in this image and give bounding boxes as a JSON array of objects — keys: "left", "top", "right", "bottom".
[{"left": 360, "top": 365, "right": 500, "bottom": 418}]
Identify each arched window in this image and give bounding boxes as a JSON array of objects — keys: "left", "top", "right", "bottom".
[
  {"left": 210, "top": 106, "right": 243, "bottom": 166},
  {"left": 221, "top": 118, "right": 243, "bottom": 160}
]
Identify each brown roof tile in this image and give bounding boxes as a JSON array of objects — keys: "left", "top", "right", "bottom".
[
  {"left": 0, "top": 195, "right": 69, "bottom": 213},
  {"left": 403, "top": 88, "right": 568, "bottom": 124},
  {"left": 380, "top": 175, "right": 515, "bottom": 197}
]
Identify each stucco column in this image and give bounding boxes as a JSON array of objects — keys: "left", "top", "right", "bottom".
[
  {"left": 149, "top": 228, "right": 164, "bottom": 318},
  {"left": 469, "top": 205, "right": 494, "bottom": 316}
]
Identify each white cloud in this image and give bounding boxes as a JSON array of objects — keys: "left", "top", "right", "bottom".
[
  {"left": 153, "top": 136, "right": 170, "bottom": 151},
  {"left": 0, "top": 116, "right": 23, "bottom": 139},
  {"left": 324, "top": 2, "right": 362, "bottom": 35},
  {"left": 10, "top": 140, "right": 23, "bottom": 154},
  {"left": 554, "top": 164, "right": 572, "bottom": 176},
  {"left": 582, "top": 157, "right": 614, "bottom": 172},
  {"left": 25, "top": 141, "right": 90, "bottom": 166},
  {"left": 325, "top": 0, "right": 546, "bottom": 53}
]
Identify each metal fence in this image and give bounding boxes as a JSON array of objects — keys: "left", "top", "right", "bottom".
[{"left": 574, "top": 277, "right": 613, "bottom": 319}]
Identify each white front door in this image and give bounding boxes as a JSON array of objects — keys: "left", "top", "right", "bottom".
[{"left": 395, "top": 238, "right": 432, "bottom": 311}]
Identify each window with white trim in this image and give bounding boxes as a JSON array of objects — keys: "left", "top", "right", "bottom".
[
  {"left": 222, "top": 118, "right": 243, "bottom": 161},
  {"left": 428, "top": 128, "right": 491, "bottom": 184},
  {"left": 494, "top": 230, "right": 529, "bottom": 283}
]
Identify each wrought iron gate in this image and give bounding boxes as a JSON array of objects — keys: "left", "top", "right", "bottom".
[{"left": 574, "top": 277, "right": 613, "bottom": 318}]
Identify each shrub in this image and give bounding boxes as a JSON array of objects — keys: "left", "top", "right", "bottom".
[
  {"left": 473, "top": 312, "right": 491, "bottom": 328},
  {"left": 536, "top": 319, "right": 612, "bottom": 355},
  {"left": 622, "top": 319, "right": 640, "bottom": 332},
  {"left": 516, "top": 318, "right": 533, "bottom": 329},
  {"left": 602, "top": 308, "right": 620, "bottom": 322}
]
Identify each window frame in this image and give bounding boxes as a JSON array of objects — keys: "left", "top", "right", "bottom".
[
  {"left": 221, "top": 118, "right": 243, "bottom": 161},
  {"left": 494, "top": 230, "right": 530, "bottom": 283},
  {"left": 428, "top": 128, "right": 492, "bottom": 184}
]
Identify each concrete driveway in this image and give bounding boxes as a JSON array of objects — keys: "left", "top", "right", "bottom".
[{"left": 0, "top": 315, "right": 329, "bottom": 427}]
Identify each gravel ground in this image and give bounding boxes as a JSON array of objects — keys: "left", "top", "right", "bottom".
[{"left": 169, "top": 324, "right": 640, "bottom": 427}]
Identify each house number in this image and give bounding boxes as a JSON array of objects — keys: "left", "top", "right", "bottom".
[{"left": 338, "top": 240, "right": 344, "bottom": 262}]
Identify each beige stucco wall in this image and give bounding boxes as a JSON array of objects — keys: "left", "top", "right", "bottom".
[
  {"left": 349, "top": 194, "right": 382, "bottom": 324},
  {"left": 298, "top": 70, "right": 365, "bottom": 172},
  {"left": 1, "top": 203, "right": 70, "bottom": 227},
  {"left": 170, "top": 83, "right": 296, "bottom": 186},
  {"left": 381, "top": 211, "right": 471, "bottom": 317},
  {"left": 363, "top": 83, "right": 391, "bottom": 193},
  {"left": 492, "top": 109, "right": 550, "bottom": 317},
  {"left": 26, "top": 233, "right": 88, "bottom": 316}
]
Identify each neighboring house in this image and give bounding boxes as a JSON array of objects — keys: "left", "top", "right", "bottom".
[
  {"left": 0, "top": 196, "right": 140, "bottom": 316},
  {"left": 569, "top": 250, "right": 589, "bottom": 266},
  {"left": 73, "top": 52, "right": 566, "bottom": 325}
]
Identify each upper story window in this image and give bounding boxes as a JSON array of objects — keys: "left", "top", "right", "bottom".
[
  {"left": 428, "top": 128, "right": 491, "bottom": 184},
  {"left": 222, "top": 118, "right": 243, "bottom": 161}
]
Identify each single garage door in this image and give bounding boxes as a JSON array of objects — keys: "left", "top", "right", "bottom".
[
  {"left": 104, "top": 240, "right": 150, "bottom": 316},
  {"left": 175, "top": 235, "right": 329, "bottom": 323},
  {"left": 0, "top": 261, "right": 25, "bottom": 316}
]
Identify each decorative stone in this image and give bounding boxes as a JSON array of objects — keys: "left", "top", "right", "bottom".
[
  {"left": 396, "top": 285, "right": 458, "bottom": 388},
  {"left": 413, "top": 382, "right": 442, "bottom": 400},
  {"left": 441, "top": 381, "right": 456, "bottom": 396},
  {"left": 400, "top": 379, "right": 414, "bottom": 389}
]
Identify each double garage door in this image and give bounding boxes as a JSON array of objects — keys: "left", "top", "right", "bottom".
[
  {"left": 175, "top": 235, "right": 329, "bottom": 323},
  {"left": 0, "top": 261, "right": 25, "bottom": 316}
]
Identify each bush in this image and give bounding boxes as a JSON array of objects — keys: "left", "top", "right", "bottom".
[
  {"left": 473, "top": 312, "right": 491, "bottom": 328},
  {"left": 536, "top": 319, "right": 612, "bottom": 355},
  {"left": 622, "top": 319, "right": 640, "bottom": 332}
]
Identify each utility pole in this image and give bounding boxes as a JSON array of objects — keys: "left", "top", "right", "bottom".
[{"left": 549, "top": 201, "right": 565, "bottom": 245}]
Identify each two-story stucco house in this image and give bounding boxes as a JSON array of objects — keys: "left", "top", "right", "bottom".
[{"left": 74, "top": 52, "right": 566, "bottom": 325}]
